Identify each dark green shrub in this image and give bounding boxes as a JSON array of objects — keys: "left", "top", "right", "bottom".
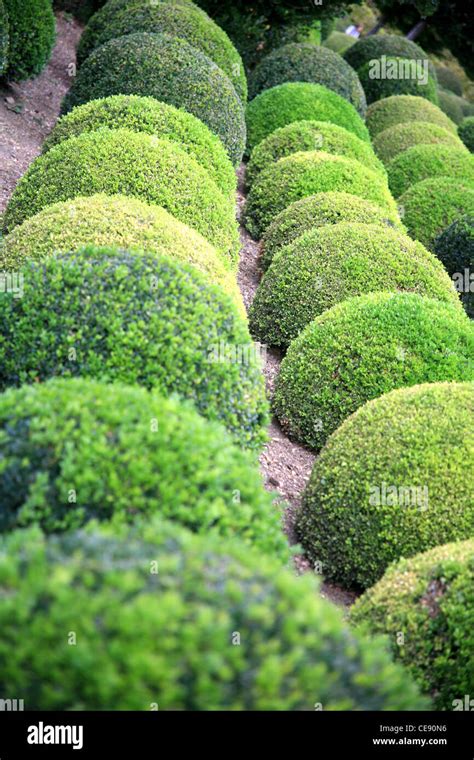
[
  {"left": 244, "top": 151, "right": 397, "bottom": 238},
  {"left": 53, "top": 0, "right": 105, "bottom": 23},
  {"left": 0, "top": 518, "right": 429, "bottom": 709},
  {"left": 273, "top": 292, "right": 474, "bottom": 451},
  {"left": 260, "top": 192, "right": 404, "bottom": 271},
  {"left": 248, "top": 42, "right": 366, "bottom": 116},
  {"left": 250, "top": 224, "right": 461, "bottom": 348},
  {"left": 76, "top": 2, "right": 247, "bottom": 102},
  {"left": 373, "top": 121, "right": 466, "bottom": 165},
  {"left": 398, "top": 177, "right": 474, "bottom": 250},
  {"left": 0, "top": 247, "right": 267, "bottom": 450},
  {"left": 344, "top": 33, "right": 436, "bottom": 81},
  {"left": 43, "top": 95, "right": 236, "bottom": 199},
  {"left": 246, "top": 120, "right": 385, "bottom": 189},
  {"left": 298, "top": 381, "right": 474, "bottom": 590},
  {"left": 366, "top": 95, "right": 457, "bottom": 138},
  {"left": 0, "top": 194, "right": 244, "bottom": 314},
  {"left": 434, "top": 64, "right": 463, "bottom": 96},
  {"left": 437, "top": 88, "right": 467, "bottom": 125},
  {"left": 357, "top": 57, "right": 438, "bottom": 106},
  {"left": 434, "top": 216, "right": 474, "bottom": 318},
  {"left": 62, "top": 33, "right": 246, "bottom": 165},
  {"left": 323, "top": 31, "right": 356, "bottom": 56},
  {"left": 2, "top": 128, "right": 240, "bottom": 267},
  {"left": 387, "top": 144, "right": 474, "bottom": 198},
  {"left": 246, "top": 83, "right": 370, "bottom": 155},
  {"left": 0, "top": 0, "right": 8, "bottom": 77},
  {"left": 351, "top": 537, "right": 474, "bottom": 709},
  {"left": 4, "top": 0, "right": 55, "bottom": 81},
  {"left": 459, "top": 116, "right": 474, "bottom": 152}
]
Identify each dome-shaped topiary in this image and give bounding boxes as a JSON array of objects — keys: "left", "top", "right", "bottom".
[
  {"left": 43, "top": 96, "right": 236, "bottom": 200},
  {"left": 61, "top": 33, "right": 246, "bottom": 165},
  {"left": 260, "top": 192, "right": 404, "bottom": 271},
  {"left": 387, "top": 143, "right": 474, "bottom": 198},
  {"left": 0, "top": 0, "right": 8, "bottom": 77},
  {"left": 273, "top": 292, "right": 474, "bottom": 452},
  {"left": 244, "top": 151, "right": 397, "bottom": 238},
  {"left": 74, "top": 0, "right": 193, "bottom": 44},
  {"left": 2, "top": 128, "right": 239, "bottom": 267},
  {"left": 0, "top": 194, "right": 244, "bottom": 315},
  {"left": 245, "top": 83, "right": 370, "bottom": 155},
  {"left": 373, "top": 121, "right": 466, "bottom": 165},
  {"left": 344, "top": 33, "right": 436, "bottom": 80},
  {"left": 398, "top": 177, "right": 474, "bottom": 250},
  {"left": 0, "top": 247, "right": 267, "bottom": 449},
  {"left": 76, "top": 2, "right": 247, "bottom": 102},
  {"left": 459, "top": 116, "right": 474, "bottom": 152},
  {"left": 351, "top": 537, "right": 474, "bottom": 709},
  {"left": 246, "top": 120, "right": 385, "bottom": 189},
  {"left": 248, "top": 42, "right": 366, "bottom": 116},
  {"left": 434, "top": 65, "right": 463, "bottom": 96},
  {"left": 0, "top": 379, "right": 280, "bottom": 552},
  {"left": 0, "top": 518, "right": 429, "bottom": 709},
  {"left": 250, "top": 223, "right": 461, "bottom": 349},
  {"left": 357, "top": 57, "right": 438, "bottom": 106},
  {"left": 4, "top": 0, "right": 55, "bottom": 81},
  {"left": 437, "top": 88, "right": 466, "bottom": 125},
  {"left": 298, "top": 381, "right": 474, "bottom": 590},
  {"left": 434, "top": 215, "right": 474, "bottom": 318},
  {"left": 366, "top": 95, "right": 457, "bottom": 138}
]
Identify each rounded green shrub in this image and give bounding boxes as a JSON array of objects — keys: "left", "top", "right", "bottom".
[
  {"left": 0, "top": 519, "right": 429, "bottom": 709},
  {"left": 75, "top": 0, "right": 193, "bottom": 45},
  {"left": 434, "top": 215, "right": 474, "bottom": 318},
  {"left": 434, "top": 64, "right": 463, "bottom": 96},
  {"left": 0, "top": 247, "right": 267, "bottom": 450},
  {"left": 260, "top": 192, "right": 404, "bottom": 271},
  {"left": 0, "top": 379, "right": 280, "bottom": 553},
  {"left": 0, "top": 0, "right": 8, "bottom": 77},
  {"left": 366, "top": 95, "right": 457, "bottom": 138},
  {"left": 0, "top": 194, "right": 245, "bottom": 315},
  {"left": 246, "top": 120, "right": 385, "bottom": 189},
  {"left": 250, "top": 224, "right": 461, "bottom": 348},
  {"left": 388, "top": 144, "right": 474, "bottom": 198},
  {"left": 344, "top": 33, "right": 436, "bottom": 81},
  {"left": 76, "top": 2, "right": 247, "bottom": 102},
  {"left": 459, "top": 116, "right": 474, "bottom": 152},
  {"left": 2, "top": 128, "right": 239, "bottom": 267},
  {"left": 398, "top": 177, "right": 474, "bottom": 250},
  {"left": 437, "top": 88, "right": 466, "bottom": 125},
  {"left": 351, "top": 537, "right": 474, "bottom": 709},
  {"left": 43, "top": 96, "right": 236, "bottom": 200},
  {"left": 298, "top": 380, "right": 474, "bottom": 589},
  {"left": 248, "top": 42, "right": 366, "bottom": 116},
  {"left": 357, "top": 57, "right": 438, "bottom": 106},
  {"left": 273, "top": 292, "right": 474, "bottom": 452},
  {"left": 4, "top": 0, "right": 55, "bottom": 81},
  {"left": 244, "top": 151, "right": 397, "bottom": 238},
  {"left": 246, "top": 83, "right": 370, "bottom": 155},
  {"left": 373, "top": 121, "right": 466, "bottom": 165},
  {"left": 61, "top": 33, "right": 246, "bottom": 165},
  {"left": 323, "top": 31, "right": 356, "bottom": 56}
]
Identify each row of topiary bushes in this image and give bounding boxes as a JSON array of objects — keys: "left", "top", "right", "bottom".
[
  {"left": 241, "top": 36, "right": 474, "bottom": 709},
  {"left": 0, "top": 0, "right": 55, "bottom": 80}
]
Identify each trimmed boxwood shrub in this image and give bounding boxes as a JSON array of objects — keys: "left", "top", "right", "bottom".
[
  {"left": 434, "top": 216, "right": 474, "bottom": 318},
  {"left": 298, "top": 381, "right": 474, "bottom": 590},
  {"left": 437, "top": 88, "right": 466, "bottom": 125},
  {"left": 246, "top": 83, "right": 370, "bottom": 155},
  {"left": 273, "top": 292, "right": 474, "bottom": 452},
  {"left": 459, "top": 116, "right": 474, "bottom": 152},
  {"left": 0, "top": 379, "right": 280, "bottom": 554},
  {"left": 351, "top": 537, "right": 474, "bottom": 709},
  {"left": 43, "top": 96, "right": 236, "bottom": 200},
  {"left": 248, "top": 42, "right": 366, "bottom": 116},
  {"left": 0, "top": 247, "right": 267, "bottom": 449},
  {"left": 244, "top": 151, "right": 397, "bottom": 238},
  {"left": 2, "top": 128, "right": 240, "bottom": 267},
  {"left": 398, "top": 177, "right": 474, "bottom": 250},
  {"left": 387, "top": 144, "right": 474, "bottom": 198},
  {"left": 62, "top": 33, "right": 246, "bottom": 165},
  {"left": 76, "top": 2, "right": 247, "bottom": 102},
  {"left": 373, "top": 121, "right": 466, "bottom": 165},
  {"left": 357, "top": 57, "right": 438, "bottom": 106},
  {"left": 0, "top": 0, "right": 8, "bottom": 77},
  {"left": 0, "top": 519, "right": 429, "bottom": 710},
  {"left": 246, "top": 120, "right": 385, "bottom": 189},
  {"left": 4, "top": 0, "right": 55, "bottom": 81},
  {"left": 435, "top": 65, "right": 463, "bottom": 96},
  {"left": 323, "top": 31, "right": 356, "bottom": 55},
  {"left": 366, "top": 95, "right": 457, "bottom": 138},
  {"left": 75, "top": 0, "right": 193, "bottom": 45},
  {"left": 0, "top": 194, "right": 245, "bottom": 315},
  {"left": 344, "top": 34, "right": 436, "bottom": 81},
  {"left": 250, "top": 224, "right": 461, "bottom": 348},
  {"left": 260, "top": 192, "right": 404, "bottom": 271}
]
